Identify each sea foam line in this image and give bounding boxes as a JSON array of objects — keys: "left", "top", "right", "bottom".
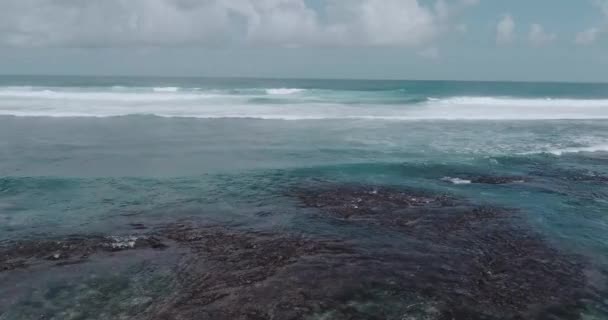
[
  {"left": 153, "top": 87, "right": 180, "bottom": 92},
  {"left": 545, "top": 144, "right": 608, "bottom": 155},
  {"left": 2, "top": 86, "right": 608, "bottom": 120},
  {"left": 520, "top": 144, "right": 608, "bottom": 156},
  {"left": 265, "top": 88, "right": 306, "bottom": 95},
  {"left": 435, "top": 96, "right": 608, "bottom": 108}
]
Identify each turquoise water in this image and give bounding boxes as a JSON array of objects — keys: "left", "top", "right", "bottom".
[{"left": 1, "top": 76, "right": 608, "bottom": 318}]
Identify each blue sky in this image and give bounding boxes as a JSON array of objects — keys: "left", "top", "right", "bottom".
[{"left": 0, "top": 0, "right": 606, "bottom": 82}]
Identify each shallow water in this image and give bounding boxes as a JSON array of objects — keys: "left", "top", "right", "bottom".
[{"left": 0, "top": 77, "right": 607, "bottom": 319}]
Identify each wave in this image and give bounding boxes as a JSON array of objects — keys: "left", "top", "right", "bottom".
[
  {"left": 545, "top": 144, "right": 608, "bottom": 156},
  {"left": 436, "top": 96, "right": 608, "bottom": 108},
  {"left": 265, "top": 88, "right": 305, "bottom": 95},
  {"left": 519, "top": 143, "right": 608, "bottom": 156},
  {"left": 153, "top": 87, "right": 180, "bottom": 93},
  {"left": 414, "top": 96, "right": 608, "bottom": 120},
  {"left": 1, "top": 86, "right": 608, "bottom": 120},
  {"left": 441, "top": 177, "right": 472, "bottom": 185},
  {"left": 0, "top": 87, "right": 219, "bottom": 101}
]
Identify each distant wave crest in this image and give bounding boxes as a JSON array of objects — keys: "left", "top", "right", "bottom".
[
  {"left": 265, "top": 88, "right": 306, "bottom": 95},
  {"left": 545, "top": 144, "right": 608, "bottom": 155},
  {"left": 2, "top": 85, "right": 608, "bottom": 120},
  {"left": 435, "top": 96, "right": 608, "bottom": 108},
  {"left": 153, "top": 87, "right": 180, "bottom": 93}
]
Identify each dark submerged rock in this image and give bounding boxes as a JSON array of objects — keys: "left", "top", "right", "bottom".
[
  {"left": 291, "top": 185, "right": 595, "bottom": 320},
  {"left": 0, "top": 185, "right": 602, "bottom": 320},
  {"left": 130, "top": 223, "right": 148, "bottom": 230},
  {"left": 470, "top": 175, "right": 526, "bottom": 184},
  {"left": 441, "top": 175, "right": 526, "bottom": 185},
  {"left": 295, "top": 185, "right": 458, "bottom": 218},
  {"left": 139, "top": 224, "right": 359, "bottom": 320},
  {"left": 0, "top": 234, "right": 166, "bottom": 271}
]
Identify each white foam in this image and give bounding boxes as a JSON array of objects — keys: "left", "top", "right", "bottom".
[
  {"left": 435, "top": 96, "right": 608, "bottom": 108},
  {"left": 414, "top": 96, "right": 608, "bottom": 120},
  {"left": 265, "top": 88, "right": 305, "bottom": 95},
  {"left": 519, "top": 142, "right": 608, "bottom": 156},
  {"left": 545, "top": 144, "right": 608, "bottom": 155},
  {"left": 2, "top": 88, "right": 608, "bottom": 120},
  {"left": 0, "top": 88, "right": 216, "bottom": 101},
  {"left": 441, "top": 177, "right": 472, "bottom": 185},
  {"left": 106, "top": 236, "right": 139, "bottom": 249},
  {"left": 153, "top": 87, "right": 180, "bottom": 92}
]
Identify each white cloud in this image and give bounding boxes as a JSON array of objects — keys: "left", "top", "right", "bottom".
[
  {"left": 417, "top": 47, "right": 440, "bottom": 60},
  {"left": 235, "top": 0, "right": 321, "bottom": 47},
  {"left": 329, "top": 0, "right": 439, "bottom": 47},
  {"left": 576, "top": 28, "right": 601, "bottom": 45},
  {"left": 0, "top": 0, "right": 473, "bottom": 48},
  {"left": 575, "top": 0, "right": 608, "bottom": 45},
  {"left": 496, "top": 14, "right": 515, "bottom": 45},
  {"left": 460, "top": 0, "right": 480, "bottom": 6},
  {"left": 594, "top": 0, "right": 608, "bottom": 17},
  {"left": 528, "top": 24, "right": 556, "bottom": 47},
  {"left": 456, "top": 24, "right": 468, "bottom": 34},
  {"left": 434, "top": 0, "right": 450, "bottom": 20},
  {"left": 0, "top": 1, "right": 239, "bottom": 47}
]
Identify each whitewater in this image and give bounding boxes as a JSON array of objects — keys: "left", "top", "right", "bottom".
[{"left": 1, "top": 85, "right": 608, "bottom": 120}]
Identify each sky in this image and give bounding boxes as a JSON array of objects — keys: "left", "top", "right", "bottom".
[{"left": 0, "top": 0, "right": 606, "bottom": 82}]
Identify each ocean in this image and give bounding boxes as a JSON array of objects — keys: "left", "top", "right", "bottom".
[{"left": 0, "top": 75, "right": 607, "bottom": 319}]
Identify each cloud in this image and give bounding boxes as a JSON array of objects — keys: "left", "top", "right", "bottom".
[
  {"left": 327, "top": 0, "right": 439, "bottom": 47},
  {"left": 0, "top": 0, "right": 473, "bottom": 48},
  {"left": 417, "top": 47, "right": 440, "bottom": 60},
  {"left": 456, "top": 24, "right": 468, "bottom": 34},
  {"left": 496, "top": 14, "right": 515, "bottom": 45},
  {"left": 460, "top": 0, "right": 480, "bottom": 6},
  {"left": 594, "top": 0, "right": 608, "bottom": 16},
  {"left": 528, "top": 24, "right": 556, "bottom": 47},
  {"left": 576, "top": 28, "right": 601, "bottom": 45},
  {"left": 0, "top": 1, "right": 239, "bottom": 47},
  {"left": 575, "top": 0, "right": 608, "bottom": 45}
]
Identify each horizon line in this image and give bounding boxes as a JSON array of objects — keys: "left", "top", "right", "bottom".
[{"left": 0, "top": 73, "right": 607, "bottom": 86}]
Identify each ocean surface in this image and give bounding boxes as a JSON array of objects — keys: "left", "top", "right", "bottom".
[{"left": 1, "top": 75, "right": 608, "bottom": 319}]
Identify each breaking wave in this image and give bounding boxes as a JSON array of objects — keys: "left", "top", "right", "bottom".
[
  {"left": 152, "top": 87, "right": 180, "bottom": 93},
  {"left": 543, "top": 144, "right": 608, "bottom": 156},
  {"left": 265, "top": 88, "right": 306, "bottom": 95},
  {"left": 1, "top": 86, "right": 608, "bottom": 120}
]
